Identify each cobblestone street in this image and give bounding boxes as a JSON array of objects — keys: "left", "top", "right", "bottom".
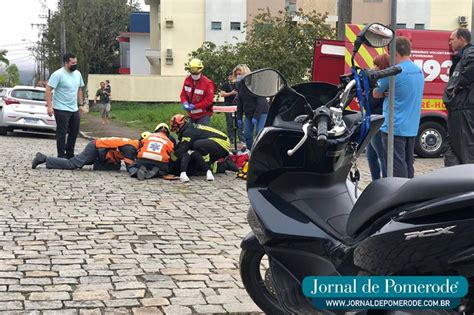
[{"left": 0, "top": 133, "right": 444, "bottom": 314}]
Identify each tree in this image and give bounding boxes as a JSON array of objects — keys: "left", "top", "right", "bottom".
[
  {"left": 43, "top": 0, "right": 139, "bottom": 84},
  {"left": 243, "top": 8, "right": 335, "bottom": 84},
  {"left": 0, "top": 50, "right": 9, "bottom": 66},
  {"left": 0, "top": 75, "right": 7, "bottom": 87},
  {"left": 6, "top": 64, "right": 20, "bottom": 87},
  {"left": 190, "top": 8, "right": 335, "bottom": 87},
  {"left": 189, "top": 42, "right": 247, "bottom": 90}
]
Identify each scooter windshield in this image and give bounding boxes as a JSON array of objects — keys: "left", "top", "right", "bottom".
[{"left": 266, "top": 82, "right": 339, "bottom": 126}]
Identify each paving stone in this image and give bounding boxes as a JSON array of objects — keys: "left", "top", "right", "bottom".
[
  {"left": 65, "top": 301, "right": 105, "bottom": 308},
  {"left": 24, "top": 301, "right": 63, "bottom": 310},
  {"left": 114, "top": 282, "right": 146, "bottom": 290},
  {"left": 161, "top": 305, "right": 192, "bottom": 314},
  {"left": 78, "top": 309, "right": 102, "bottom": 315},
  {"left": 132, "top": 307, "right": 162, "bottom": 315},
  {"left": 8, "top": 285, "right": 44, "bottom": 292},
  {"left": 29, "top": 291, "right": 70, "bottom": 301},
  {"left": 169, "top": 296, "right": 205, "bottom": 306},
  {"left": 223, "top": 302, "right": 262, "bottom": 313},
  {"left": 111, "top": 290, "right": 145, "bottom": 299},
  {"left": 43, "top": 310, "right": 77, "bottom": 315},
  {"left": 193, "top": 304, "right": 226, "bottom": 313},
  {"left": 0, "top": 292, "right": 25, "bottom": 301},
  {"left": 73, "top": 290, "right": 110, "bottom": 301},
  {"left": 140, "top": 297, "right": 170, "bottom": 307},
  {"left": 104, "top": 299, "right": 141, "bottom": 308},
  {"left": 0, "top": 301, "right": 23, "bottom": 310}
]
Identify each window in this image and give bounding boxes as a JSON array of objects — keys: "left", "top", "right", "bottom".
[
  {"left": 414, "top": 23, "right": 425, "bottom": 30},
  {"left": 211, "top": 21, "right": 222, "bottom": 30},
  {"left": 285, "top": 0, "right": 297, "bottom": 12},
  {"left": 230, "top": 22, "right": 241, "bottom": 31},
  {"left": 396, "top": 23, "right": 407, "bottom": 29},
  {"left": 11, "top": 89, "right": 45, "bottom": 101}
]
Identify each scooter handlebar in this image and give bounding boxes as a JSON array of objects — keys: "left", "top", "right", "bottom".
[
  {"left": 316, "top": 119, "right": 328, "bottom": 146},
  {"left": 367, "top": 66, "right": 402, "bottom": 81}
]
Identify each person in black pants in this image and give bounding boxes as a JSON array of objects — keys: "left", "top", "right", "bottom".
[
  {"left": 46, "top": 53, "right": 85, "bottom": 158},
  {"left": 170, "top": 114, "right": 230, "bottom": 182},
  {"left": 219, "top": 73, "right": 244, "bottom": 146},
  {"left": 366, "top": 54, "right": 390, "bottom": 180}
]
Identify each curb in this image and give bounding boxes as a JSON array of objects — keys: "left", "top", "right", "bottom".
[{"left": 79, "top": 130, "right": 95, "bottom": 141}]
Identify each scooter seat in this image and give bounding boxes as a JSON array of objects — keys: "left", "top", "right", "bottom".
[{"left": 346, "top": 165, "right": 474, "bottom": 236}]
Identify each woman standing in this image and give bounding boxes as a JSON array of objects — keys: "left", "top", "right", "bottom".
[{"left": 234, "top": 64, "right": 269, "bottom": 149}]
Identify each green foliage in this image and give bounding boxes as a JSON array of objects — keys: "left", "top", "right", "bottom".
[
  {"left": 5, "top": 64, "right": 20, "bottom": 87},
  {"left": 90, "top": 102, "right": 227, "bottom": 134},
  {"left": 0, "top": 75, "right": 7, "bottom": 86},
  {"left": 190, "top": 8, "right": 335, "bottom": 86},
  {"left": 43, "top": 0, "right": 139, "bottom": 84},
  {"left": 0, "top": 50, "right": 9, "bottom": 66},
  {"left": 189, "top": 42, "right": 247, "bottom": 92}
]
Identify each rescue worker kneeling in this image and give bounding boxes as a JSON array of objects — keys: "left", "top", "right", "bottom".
[
  {"left": 128, "top": 123, "right": 175, "bottom": 180},
  {"left": 170, "top": 114, "right": 230, "bottom": 182},
  {"left": 31, "top": 137, "right": 139, "bottom": 170}
]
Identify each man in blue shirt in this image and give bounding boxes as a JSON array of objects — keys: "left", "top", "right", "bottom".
[
  {"left": 46, "top": 53, "right": 85, "bottom": 158},
  {"left": 373, "top": 36, "right": 425, "bottom": 178}
]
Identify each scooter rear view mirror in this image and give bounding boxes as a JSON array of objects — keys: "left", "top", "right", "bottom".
[
  {"left": 242, "top": 68, "right": 287, "bottom": 97},
  {"left": 351, "top": 22, "right": 394, "bottom": 67}
]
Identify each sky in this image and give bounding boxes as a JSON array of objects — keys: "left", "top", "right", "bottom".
[{"left": 0, "top": 0, "right": 147, "bottom": 82}]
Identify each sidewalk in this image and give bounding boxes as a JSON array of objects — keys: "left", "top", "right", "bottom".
[{"left": 80, "top": 113, "right": 141, "bottom": 140}]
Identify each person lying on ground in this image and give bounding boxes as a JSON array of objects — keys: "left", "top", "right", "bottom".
[{"left": 32, "top": 137, "right": 139, "bottom": 171}]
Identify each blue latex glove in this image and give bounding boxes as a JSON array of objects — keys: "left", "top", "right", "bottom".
[
  {"left": 237, "top": 120, "right": 242, "bottom": 129},
  {"left": 182, "top": 102, "right": 195, "bottom": 111},
  {"left": 251, "top": 118, "right": 258, "bottom": 126}
]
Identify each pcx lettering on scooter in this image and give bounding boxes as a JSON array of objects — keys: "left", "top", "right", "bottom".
[{"left": 404, "top": 225, "right": 456, "bottom": 240}]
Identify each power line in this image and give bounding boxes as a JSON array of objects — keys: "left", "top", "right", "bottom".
[{"left": 0, "top": 43, "right": 33, "bottom": 48}]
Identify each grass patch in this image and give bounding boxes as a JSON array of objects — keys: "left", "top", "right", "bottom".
[{"left": 91, "top": 102, "right": 227, "bottom": 133}]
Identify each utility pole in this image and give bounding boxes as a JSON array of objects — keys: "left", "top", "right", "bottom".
[
  {"left": 387, "top": 0, "right": 397, "bottom": 177},
  {"left": 59, "top": 0, "right": 66, "bottom": 62},
  {"left": 337, "top": 0, "right": 352, "bottom": 40}
]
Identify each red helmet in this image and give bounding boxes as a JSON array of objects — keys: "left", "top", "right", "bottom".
[{"left": 170, "top": 114, "right": 187, "bottom": 132}]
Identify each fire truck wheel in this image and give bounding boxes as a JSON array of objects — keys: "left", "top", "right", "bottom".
[{"left": 415, "top": 121, "right": 446, "bottom": 158}]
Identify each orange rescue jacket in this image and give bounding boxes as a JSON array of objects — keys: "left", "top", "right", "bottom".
[
  {"left": 95, "top": 137, "right": 139, "bottom": 166},
  {"left": 137, "top": 132, "right": 174, "bottom": 163}
]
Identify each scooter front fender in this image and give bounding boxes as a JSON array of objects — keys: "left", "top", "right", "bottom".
[{"left": 240, "top": 232, "right": 262, "bottom": 250}]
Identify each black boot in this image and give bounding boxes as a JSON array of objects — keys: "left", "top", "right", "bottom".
[
  {"left": 145, "top": 167, "right": 160, "bottom": 179},
  {"left": 137, "top": 165, "right": 147, "bottom": 181},
  {"left": 32, "top": 152, "right": 47, "bottom": 169}
]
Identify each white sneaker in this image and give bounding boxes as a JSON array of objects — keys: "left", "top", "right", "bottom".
[
  {"left": 180, "top": 172, "right": 190, "bottom": 182},
  {"left": 206, "top": 170, "right": 214, "bottom": 181}
]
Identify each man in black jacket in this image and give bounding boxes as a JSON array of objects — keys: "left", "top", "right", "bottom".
[
  {"left": 170, "top": 114, "right": 230, "bottom": 182},
  {"left": 442, "top": 28, "right": 474, "bottom": 166}
]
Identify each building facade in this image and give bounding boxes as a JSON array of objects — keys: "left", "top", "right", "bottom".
[
  {"left": 205, "top": 0, "right": 246, "bottom": 46},
  {"left": 353, "top": 0, "right": 472, "bottom": 31}
]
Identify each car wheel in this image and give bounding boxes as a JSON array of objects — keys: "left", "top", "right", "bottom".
[
  {"left": 0, "top": 127, "right": 7, "bottom": 136},
  {"left": 415, "top": 121, "right": 446, "bottom": 158}
]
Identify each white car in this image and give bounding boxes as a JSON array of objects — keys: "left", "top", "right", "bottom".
[
  {"left": 0, "top": 87, "right": 12, "bottom": 109},
  {"left": 0, "top": 85, "right": 56, "bottom": 135}
]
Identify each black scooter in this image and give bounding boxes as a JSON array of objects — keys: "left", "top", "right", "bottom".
[{"left": 239, "top": 23, "right": 474, "bottom": 314}]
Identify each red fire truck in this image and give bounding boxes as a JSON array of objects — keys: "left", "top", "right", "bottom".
[{"left": 312, "top": 25, "right": 452, "bottom": 158}]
